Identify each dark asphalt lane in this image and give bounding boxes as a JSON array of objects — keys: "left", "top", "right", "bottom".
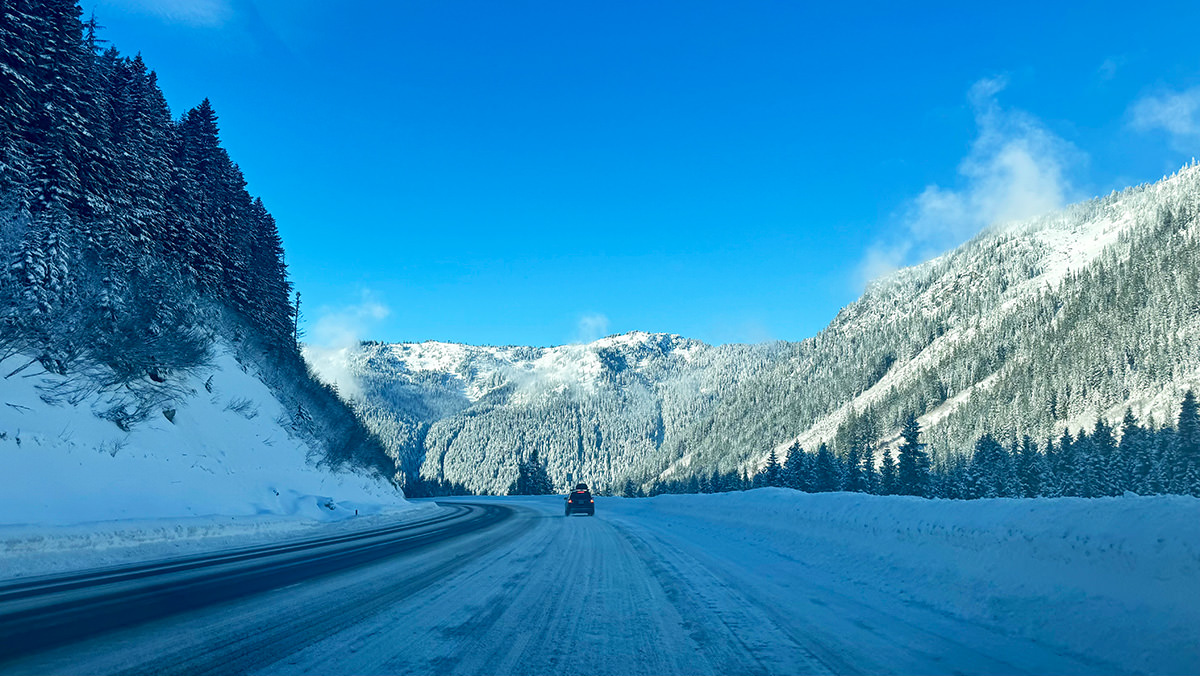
[{"left": 0, "top": 502, "right": 514, "bottom": 668}]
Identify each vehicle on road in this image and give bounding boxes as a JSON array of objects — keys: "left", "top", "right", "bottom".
[{"left": 564, "top": 483, "right": 594, "bottom": 516}]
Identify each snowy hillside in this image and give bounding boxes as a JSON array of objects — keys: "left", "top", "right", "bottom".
[
  {"left": 0, "top": 345, "right": 411, "bottom": 532},
  {"left": 354, "top": 331, "right": 706, "bottom": 404},
  {"left": 327, "top": 165, "right": 1200, "bottom": 493},
  {"left": 720, "top": 164, "right": 1200, "bottom": 466},
  {"left": 318, "top": 332, "right": 779, "bottom": 494}
]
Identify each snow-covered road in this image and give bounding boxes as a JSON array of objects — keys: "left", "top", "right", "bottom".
[{"left": 2, "top": 492, "right": 1196, "bottom": 675}]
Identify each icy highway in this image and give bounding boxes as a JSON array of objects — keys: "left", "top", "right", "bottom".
[{"left": 0, "top": 496, "right": 1157, "bottom": 675}]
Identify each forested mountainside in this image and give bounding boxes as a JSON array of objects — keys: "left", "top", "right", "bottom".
[
  {"left": 0, "top": 1, "right": 391, "bottom": 477},
  {"left": 687, "top": 165, "right": 1200, "bottom": 475},
  {"left": 337, "top": 334, "right": 781, "bottom": 494},
  {"left": 336, "top": 165, "right": 1200, "bottom": 496}
]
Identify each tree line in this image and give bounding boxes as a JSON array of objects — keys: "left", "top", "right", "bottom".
[
  {"left": 629, "top": 391, "right": 1200, "bottom": 499},
  {"left": 429, "top": 389, "right": 1200, "bottom": 500},
  {"left": 1, "top": 1, "right": 294, "bottom": 373},
  {"left": 0, "top": 0, "right": 393, "bottom": 476}
]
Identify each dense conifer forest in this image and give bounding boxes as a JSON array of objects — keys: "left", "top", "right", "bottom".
[
  {"left": 348, "top": 167, "right": 1200, "bottom": 498},
  {"left": 630, "top": 394, "right": 1200, "bottom": 499},
  {"left": 0, "top": 0, "right": 392, "bottom": 476},
  {"left": 9, "top": 2, "right": 1198, "bottom": 499},
  {"left": 654, "top": 173, "right": 1200, "bottom": 491},
  {"left": 501, "top": 392, "right": 1200, "bottom": 499}
]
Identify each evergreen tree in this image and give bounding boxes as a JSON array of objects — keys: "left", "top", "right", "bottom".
[
  {"left": 896, "top": 414, "right": 929, "bottom": 497},
  {"left": 967, "top": 434, "right": 1000, "bottom": 499},
  {"left": 1072, "top": 426, "right": 1101, "bottom": 498},
  {"left": 1041, "top": 433, "right": 1059, "bottom": 497},
  {"left": 763, "top": 447, "right": 781, "bottom": 487},
  {"left": 879, "top": 444, "right": 897, "bottom": 495},
  {"left": 1118, "top": 408, "right": 1147, "bottom": 494},
  {"left": 1175, "top": 390, "right": 1200, "bottom": 495},
  {"left": 1090, "top": 418, "right": 1117, "bottom": 497},
  {"left": 527, "top": 449, "right": 554, "bottom": 494},
  {"left": 1055, "top": 428, "right": 1079, "bottom": 497},
  {"left": 0, "top": 0, "right": 390, "bottom": 480},
  {"left": 781, "top": 443, "right": 804, "bottom": 490},
  {"left": 1015, "top": 435, "right": 1041, "bottom": 498},
  {"left": 1149, "top": 426, "right": 1175, "bottom": 495},
  {"left": 862, "top": 444, "right": 878, "bottom": 494},
  {"left": 843, "top": 440, "right": 866, "bottom": 493},
  {"left": 813, "top": 443, "right": 840, "bottom": 492}
]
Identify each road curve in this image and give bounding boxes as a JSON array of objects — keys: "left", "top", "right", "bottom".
[
  {"left": 0, "top": 502, "right": 517, "bottom": 671},
  {"left": 1, "top": 497, "right": 1115, "bottom": 675}
]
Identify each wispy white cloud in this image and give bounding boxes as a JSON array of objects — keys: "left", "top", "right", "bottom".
[
  {"left": 573, "top": 313, "right": 610, "bottom": 344},
  {"left": 855, "top": 76, "right": 1079, "bottom": 289},
  {"left": 301, "top": 291, "right": 390, "bottom": 398},
  {"left": 1130, "top": 86, "right": 1200, "bottom": 150},
  {"left": 855, "top": 242, "right": 911, "bottom": 288},
  {"left": 101, "top": 0, "right": 234, "bottom": 27},
  {"left": 1097, "top": 56, "right": 1126, "bottom": 81}
]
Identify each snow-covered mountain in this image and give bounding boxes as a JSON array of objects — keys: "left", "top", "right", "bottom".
[
  {"left": 327, "top": 332, "right": 779, "bottom": 494},
  {"left": 702, "top": 164, "right": 1200, "bottom": 473},
  {"left": 331, "top": 165, "right": 1200, "bottom": 494}
]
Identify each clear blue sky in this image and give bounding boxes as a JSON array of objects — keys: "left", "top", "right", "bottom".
[{"left": 90, "top": 0, "right": 1200, "bottom": 347}]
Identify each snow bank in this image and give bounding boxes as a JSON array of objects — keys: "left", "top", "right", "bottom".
[
  {"left": 0, "top": 347, "right": 423, "bottom": 577},
  {"left": 620, "top": 489, "right": 1200, "bottom": 675}
]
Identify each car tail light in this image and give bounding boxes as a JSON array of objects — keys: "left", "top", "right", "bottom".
[{"left": 590, "top": 499, "right": 594, "bottom": 503}]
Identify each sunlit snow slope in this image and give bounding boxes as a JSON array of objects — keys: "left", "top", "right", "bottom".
[{"left": 0, "top": 345, "right": 409, "bottom": 528}]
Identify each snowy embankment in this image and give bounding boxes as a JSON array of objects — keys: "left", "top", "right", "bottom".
[
  {"left": 0, "top": 348, "right": 428, "bottom": 579},
  {"left": 612, "top": 489, "right": 1200, "bottom": 675}
]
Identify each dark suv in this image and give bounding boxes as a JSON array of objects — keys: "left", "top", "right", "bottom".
[{"left": 565, "top": 483, "right": 594, "bottom": 516}]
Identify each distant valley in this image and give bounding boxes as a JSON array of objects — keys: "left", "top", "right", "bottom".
[{"left": 323, "top": 166, "right": 1200, "bottom": 495}]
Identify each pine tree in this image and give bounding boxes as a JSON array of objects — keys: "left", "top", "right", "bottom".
[
  {"left": 879, "top": 444, "right": 897, "bottom": 495},
  {"left": 0, "top": 0, "right": 40, "bottom": 209},
  {"left": 507, "top": 457, "right": 529, "bottom": 495},
  {"left": 1149, "top": 426, "right": 1174, "bottom": 495},
  {"left": 813, "top": 443, "right": 840, "bottom": 492},
  {"left": 763, "top": 447, "right": 781, "bottom": 487},
  {"left": 843, "top": 440, "right": 866, "bottom": 493},
  {"left": 781, "top": 443, "right": 804, "bottom": 490},
  {"left": 1118, "top": 408, "right": 1148, "bottom": 494},
  {"left": 969, "top": 434, "right": 1004, "bottom": 499},
  {"left": 862, "top": 443, "right": 878, "bottom": 494},
  {"left": 1041, "top": 433, "right": 1059, "bottom": 497},
  {"left": 1175, "top": 390, "right": 1200, "bottom": 495},
  {"left": 1055, "top": 428, "right": 1079, "bottom": 497},
  {"left": 530, "top": 449, "right": 554, "bottom": 494},
  {"left": 896, "top": 414, "right": 929, "bottom": 497},
  {"left": 1016, "top": 435, "right": 1041, "bottom": 498},
  {"left": 998, "top": 437, "right": 1019, "bottom": 497},
  {"left": 1074, "top": 427, "right": 1100, "bottom": 498},
  {"left": 620, "top": 478, "right": 638, "bottom": 497},
  {"left": 1090, "top": 418, "right": 1117, "bottom": 497}
]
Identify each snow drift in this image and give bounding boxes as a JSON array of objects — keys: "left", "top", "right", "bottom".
[
  {"left": 0, "top": 344, "right": 418, "bottom": 576},
  {"left": 615, "top": 489, "right": 1200, "bottom": 675}
]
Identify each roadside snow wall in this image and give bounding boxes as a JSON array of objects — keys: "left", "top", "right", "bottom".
[{"left": 629, "top": 489, "right": 1200, "bottom": 675}]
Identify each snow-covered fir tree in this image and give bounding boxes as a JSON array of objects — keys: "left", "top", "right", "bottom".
[{"left": 0, "top": 0, "right": 392, "bottom": 478}]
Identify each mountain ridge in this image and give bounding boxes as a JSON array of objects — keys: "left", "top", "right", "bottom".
[{"left": 329, "top": 164, "right": 1200, "bottom": 494}]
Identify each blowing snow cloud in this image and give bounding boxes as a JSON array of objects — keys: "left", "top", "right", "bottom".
[
  {"left": 857, "top": 76, "right": 1080, "bottom": 288},
  {"left": 301, "top": 292, "right": 390, "bottom": 399}
]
